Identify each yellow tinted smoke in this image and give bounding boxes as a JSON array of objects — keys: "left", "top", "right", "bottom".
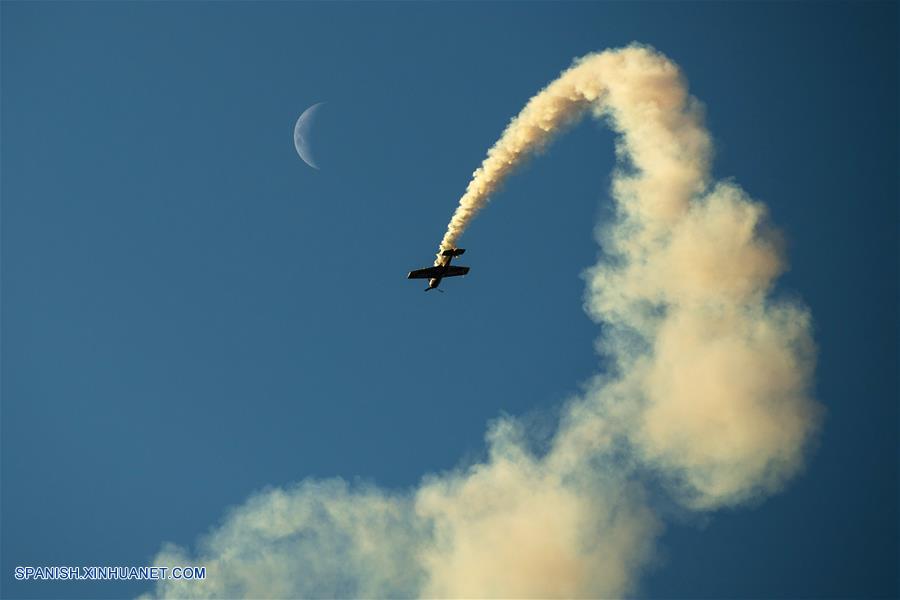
[
  {"left": 438, "top": 45, "right": 710, "bottom": 258},
  {"left": 147, "top": 45, "right": 818, "bottom": 599},
  {"left": 435, "top": 44, "right": 818, "bottom": 510}
]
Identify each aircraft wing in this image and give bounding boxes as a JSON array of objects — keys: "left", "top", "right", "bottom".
[
  {"left": 442, "top": 266, "right": 469, "bottom": 277},
  {"left": 407, "top": 266, "right": 443, "bottom": 279}
]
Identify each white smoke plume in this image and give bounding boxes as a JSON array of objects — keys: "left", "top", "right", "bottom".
[{"left": 146, "top": 44, "right": 819, "bottom": 598}]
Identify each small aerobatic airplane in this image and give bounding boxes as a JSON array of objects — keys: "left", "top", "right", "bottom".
[{"left": 407, "top": 248, "right": 469, "bottom": 291}]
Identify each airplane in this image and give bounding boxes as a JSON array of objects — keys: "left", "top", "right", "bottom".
[{"left": 407, "top": 248, "right": 469, "bottom": 291}]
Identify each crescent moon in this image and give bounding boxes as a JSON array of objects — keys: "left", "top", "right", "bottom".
[{"left": 293, "top": 102, "right": 325, "bottom": 170}]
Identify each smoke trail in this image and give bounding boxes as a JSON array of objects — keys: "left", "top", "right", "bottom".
[
  {"left": 437, "top": 44, "right": 709, "bottom": 258},
  {"left": 146, "top": 45, "right": 819, "bottom": 599}
]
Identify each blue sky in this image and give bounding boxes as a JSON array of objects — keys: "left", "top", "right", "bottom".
[{"left": 2, "top": 2, "right": 897, "bottom": 598}]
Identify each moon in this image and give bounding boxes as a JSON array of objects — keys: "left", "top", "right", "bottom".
[{"left": 293, "top": 102, "right": 325, "bottom": 170}]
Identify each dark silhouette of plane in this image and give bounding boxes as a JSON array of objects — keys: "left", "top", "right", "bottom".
[{"left": 407, "top": 248, "right": 469, "bottom": 291}]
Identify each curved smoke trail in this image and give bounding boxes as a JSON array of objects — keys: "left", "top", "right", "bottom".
[
  {"left": 146, "top": 45, "right": 819, "bottom": 599},
  {"left": 437, "top": 44, "right": 709, "bottom": 259}
]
